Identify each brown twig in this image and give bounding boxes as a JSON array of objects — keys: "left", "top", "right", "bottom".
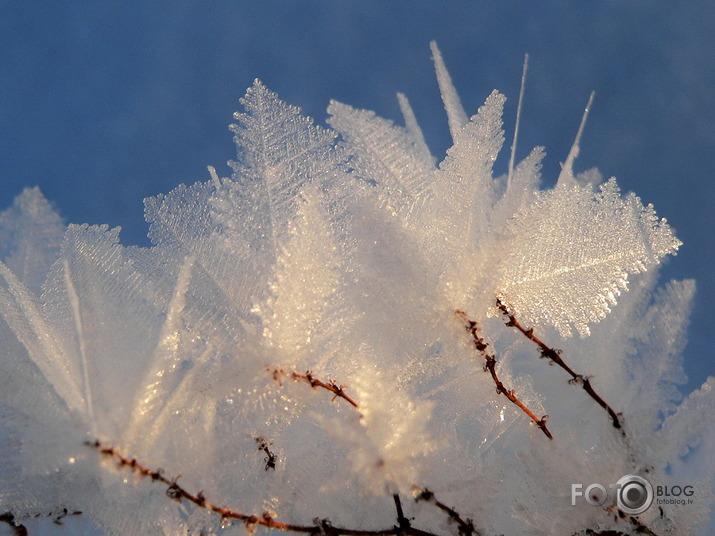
[
  {"left": 50, "top": 508, "right": 82, "bottom": 525},
  {"left": 255, "top": 437, "right": 277, "bottom": 471},
  {"left": 1, "top": 508, "right": 82, "bottom": 535},
  {"left": 495, "top": 299, "right": 624, "bottom": 434},
  {"left": 270, "top": 371, "right": 481, "bottom": 535},
  {"left": 0, "top": 513, "right": 27, "bottom": 536},
  {"left": 579, "top": 531, "right": 626, "bottom": 536},
  {"left": 456, "top": 310, "right": 553, "bottom": 440},
  {"left": 86, "top": 440, "right": 439, "bottom": 536},
  {"left": 271, "top": 369, "right": 360, "bottom": 410},
  {"left": 413, "top": 488, "right": 478, "bottom": 536},
  {"left": 615, "top": 509, "right": 661, "bottom": 536},
  {"left": 393, "top": 494, "right": 412, "bottom": 533}
]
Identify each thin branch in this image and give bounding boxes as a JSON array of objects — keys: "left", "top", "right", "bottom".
[
  {"left": 456, "top": 310, "right": 553, "bottom": 440},
  {"left": 495, "top": 299, "right": 624, "bottom": 434},
  {"left": 413, "top": 488, "right": 478, "bottom": 536},
  {"left": 86, "top": 440, "right": 439, "bottom": 536},
  {"left": 49, "top": 508, "right": 82, "bottom": 526},
  {"left": 271, "top": 369, "right": 360, "bottom": 410},
  {"left": 578, "top": 531, "right": 626, "bottom": 536},
  {"left": 0, "top": 508, "right": 82, "bottom": 535},
  {"left": 0, "top": 513, "right": 27, "bottom": 536},
  {"left": 617, "top": 510, "right": 660, "bottom": 536},
  {"left": 393, "top": 494, "right": 411, "bottom": 533}
]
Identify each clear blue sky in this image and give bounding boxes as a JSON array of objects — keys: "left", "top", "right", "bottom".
[{"left": 2, "top": 2, "right": 713, "bottom": 395}]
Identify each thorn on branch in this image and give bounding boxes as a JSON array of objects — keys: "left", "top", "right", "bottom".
[
  {"left": 311, "top": 517, "right": 334, "bottom": 536},
  {"left": 166, "top": 482, "right": 183, "bottom": 502},
  {"left": 305, "top": 370, "right": 319, "bottom": 389},
  {"left": 2, "top": 508, "right": 82, "bottom": 534},
  {"left": 51, "top": 508, "right": 82, "bottom": 525},
  {"left": 415, "top": 489, "right": 434, "bottom": 502},
  {"left": 568, "top": 374, "right": 585, "bottom": 386}
]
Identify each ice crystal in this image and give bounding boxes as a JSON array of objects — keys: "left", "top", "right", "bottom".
[
  {"left": 497, "top": 178, "right": 682, "bottom": 336},
  {"left": 0, "top": 43, "right": 711, "bottom": 536}
]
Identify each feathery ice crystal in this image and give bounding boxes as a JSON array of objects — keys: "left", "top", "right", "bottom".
[{"left": 0, "top": 42, "right": 712, "bottom": 535}]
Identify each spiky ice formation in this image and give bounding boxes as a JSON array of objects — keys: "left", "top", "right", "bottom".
[{"left": 0, "top": 43, "right": 711, "bottom": 536}]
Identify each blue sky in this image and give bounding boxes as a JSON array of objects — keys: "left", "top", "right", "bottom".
[{"left": 2, "top": 1, "right": 713, "bottom": 395}]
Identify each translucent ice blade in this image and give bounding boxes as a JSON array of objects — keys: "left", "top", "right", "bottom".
[
  {"left": 124, "top": 255, "right": 194, "bottom": 450},
  {"left": 556, "top": 92, "right": 595, "bottom": 187},
  {"left": 0, "top": 261, "right": 83, "bottom": 413},
  {"left": 430, "top": 41, "right": 468, "bottom": 143},
  {"left": 397, "top": 92, "right": 433, "bottom": 166},
  {"left": 328, "top": 100, "right": 435, "bottom": 226},
  {"left": 42, "top": 224, "right": 164, "bottom": 434}
]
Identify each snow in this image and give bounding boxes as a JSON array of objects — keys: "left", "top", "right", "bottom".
[{"left": 0, "top": 44, "right": 712, "bottom": 535}]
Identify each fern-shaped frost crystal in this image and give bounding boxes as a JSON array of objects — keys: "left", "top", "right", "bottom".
[
  {"left": 497, "top": 178, "right": 682, "bottom": 336},
  {"left": 0, "top": 43, "right": 710, "bottom": 536}
]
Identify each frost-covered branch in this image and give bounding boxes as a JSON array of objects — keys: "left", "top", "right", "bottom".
[
  {"left": 456, "top": 310, "right": 553, "bottom": 439},
  {"left": 270, "top": 368, "right": 480, "bottom": 535},
  {"left": 413, "top": 488, "right": 477, "bottom": 536},
  {"left": 0, "top": 509, "right": 81, "bottom": 535},
  {"left": 496, "top": 299, "right": 624, "bottom": 433},
  {"left": 0, "top": 42, "right": 707, "bottom": 535},
  {"left": 270, "top": 368, "right": 360, "bottom": 410},
  {"left": 0, "top": 512, "right": 27, "bottom": 536},
  {"left": 88, "top": 440, "right": 445, "bottom": 536}
]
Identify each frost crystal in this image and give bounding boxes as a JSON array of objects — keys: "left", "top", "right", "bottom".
[
  {"left": 0, "top": 43, "right": 711, "bottom": 536},
  {"left": 497, "top": 178, "right": 682, "bottom": 336}
]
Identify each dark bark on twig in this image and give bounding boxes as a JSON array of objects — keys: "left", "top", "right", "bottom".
[
  {"left": 86, "top": 440, "right": 441, "bottom": 536},
  {"left": 393, "top": 494, "right": 411, "bottom": 533},
  {"left": 256, "top": 437, "right": 277, "bottom": 471},
  {"left": 413, "top": 488, "right": 478, "bottom": 536},
  {"left": 271, "top": 370, "right": 482, "bottom": 535},
  {"left": 271, "top": 369, "right": 360, "bottom": 410},
  {"left": 495, "top": 299, "right": 624, "bottom": 434},
  {"left": 83, "top": 348, "right": 661, "bottom": 536},
  {"left": 456, "top": 310, "right": 553, "bottom": 439},
  {"left": 1, "top": 509, "right": 82, "bottom": 535},
  {"left": 0, "top": 513, "right": 27, "bottom": 536}
]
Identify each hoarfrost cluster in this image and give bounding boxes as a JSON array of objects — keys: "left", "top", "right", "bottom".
[{"left": 0, "top": 43, "right": 712, "bottom": 535}]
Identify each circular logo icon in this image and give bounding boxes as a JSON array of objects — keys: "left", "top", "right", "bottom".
[{"left": 615, "top": 474, "right": 653, "bottom": 515}]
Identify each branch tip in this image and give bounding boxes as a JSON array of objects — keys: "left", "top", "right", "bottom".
[
  {"left": 270, "top": 368, "right": 360, "bottom": 409},
  {"left": 456, "top": 310, "right": 553, "bottom": 440},
  {"left": 495, "top": 299, "right": 624, "bottom": 433}
]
